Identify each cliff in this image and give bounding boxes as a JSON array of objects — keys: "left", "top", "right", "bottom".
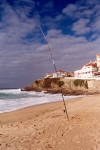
[{"left": 21, "top": 78, "right": 100, "bottom": 95}]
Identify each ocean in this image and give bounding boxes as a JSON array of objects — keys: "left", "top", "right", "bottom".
[{"left": 0, "top": 89, "right": 82, "bottom": 113}]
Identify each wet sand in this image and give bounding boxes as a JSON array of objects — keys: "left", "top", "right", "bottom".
[{"left": 0, "top": 95, "right": 100, "bottom": 150}]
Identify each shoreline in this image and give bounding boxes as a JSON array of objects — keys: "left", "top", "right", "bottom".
[
  {"left": 0, "top": 96, "right": 84, "bottom": 124},
  {"left": 0, "top": 94, "right": 84, "bottom": 114},
  {"left": 0, "top": 94, "right": 100, "bottom": 149}
]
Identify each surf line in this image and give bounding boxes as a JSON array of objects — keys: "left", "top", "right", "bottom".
[{"left": 39, "top": 26, "right": 69, "bottom": 121}]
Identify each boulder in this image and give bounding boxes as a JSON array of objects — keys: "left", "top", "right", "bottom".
[{"left": 20, "top": 87, "right": 42, "bottom": 92}]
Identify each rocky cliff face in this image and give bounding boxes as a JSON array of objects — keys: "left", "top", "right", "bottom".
[{"left": 21, "top": 78, "right": 100, "bottom": 95}]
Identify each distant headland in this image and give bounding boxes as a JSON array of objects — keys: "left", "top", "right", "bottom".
[{"left": 21, "top": 54, "right": 100, "bottom": 95}]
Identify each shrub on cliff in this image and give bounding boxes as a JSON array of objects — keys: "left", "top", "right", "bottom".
[
  {"left": 43, "top": 78, "right": 62, "bottom": 88},
  {"left": 43, "top": 78, "right": 53, "bottom": 88},
  {"left": 74, "top": 79, "right": 88, "bottom": 89},
  {"left": 57, "top": 81, "right": 64, "bottom": 87},
  {"left": 84, "top": 80, "right": 88, "bottom": 89},
  {"left": 52, "top": 78, "right": 59, "bottom": 84}
]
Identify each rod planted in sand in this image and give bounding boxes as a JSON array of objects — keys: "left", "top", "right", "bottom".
[{"left": 39, "top": 26, "right": 69, "bottom": 121}]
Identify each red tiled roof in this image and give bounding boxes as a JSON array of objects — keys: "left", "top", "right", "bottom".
[
  {"left": 46, "top": 72, "right": 51, "bottom": 74},
  {"left": 86, "top": 62, "right": 97, "bottom": 67}
]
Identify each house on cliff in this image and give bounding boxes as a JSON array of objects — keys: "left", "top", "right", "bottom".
[
  {"left": 74, "top": 62, "right": 97, "bottom": 79},
  {"left": 45, "top": 70, "right": 74, "bottom": 78},
  {"left": 53, "top": 70, "right": 66, "bottom": 78},
  {"left": 45, "top": 70, "right": 67, "bottom": 78},
  {"left": 45, "top": 72, "right": 52, "bottom": 78},
  {"left": 74, "top": 54, "right": 100, "bottom": 79}
]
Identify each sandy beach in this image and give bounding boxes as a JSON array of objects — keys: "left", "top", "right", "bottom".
[{"left": 0, "top": 95, "right": 100, "bottom": 150}]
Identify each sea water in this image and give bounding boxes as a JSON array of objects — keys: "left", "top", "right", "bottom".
[{"left": 0, "top": 89, "right": 82, "bottom": 113}]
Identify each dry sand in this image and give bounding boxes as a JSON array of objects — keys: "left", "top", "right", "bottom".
[{"left": 0, "top": 95, "right": 100, "bottom": 150}]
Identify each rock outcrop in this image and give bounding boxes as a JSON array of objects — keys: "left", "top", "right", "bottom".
[
  {"left": 21, "top": 77, "right": 100, "bottom": 95},
  {"left": 21, "top": 87, "right": 42, "bottom": 92}
]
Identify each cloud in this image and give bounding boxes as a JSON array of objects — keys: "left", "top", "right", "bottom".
[
  {"left": 91, "top": 15, "right": 100, "bottom": 32},
  {"left": 85, "top": 0, "right": 99, "bottom": 6},
  {"left": 62, "top": 4, "right": 77, "bottom": 17},
  {"left": 62, "top": 0, "right": 100, "bottom": 37},
  {"left": 38, "top": 1, "right": 54, "bottom": 15},
  {"left": 43, "top": 1, "right": 54, "bottom": 10},
  {"left": 55, "top": 14, "right": 64, "bottom": 21},
  {"left": 47, "top": 29, "right": 62, "bottom": 37},
  {"left": 72, "top": 18, "right": 90, "bottom": 35},
  {"left": 82, "top": 10, "right": 93, "bottom": 17},
  {"left": 62, "top": 1, "right": 96, "bottom": 19},
  {"left": 0, "top": 0, "right": 100, "bottom": 88}
]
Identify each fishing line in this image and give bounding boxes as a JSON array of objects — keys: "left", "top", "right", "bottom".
[{"left": 39, "top": 26, "right": 69, "bottom": 121}]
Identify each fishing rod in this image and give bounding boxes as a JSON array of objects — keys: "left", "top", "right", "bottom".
[
  {"left": 39, "top": 26, "right": 57, "bottom": 73},
  {"left": 39, "top": 26, "right": 69, "bottom": 121}
]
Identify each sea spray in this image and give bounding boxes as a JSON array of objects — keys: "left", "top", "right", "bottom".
[{"left": 0, "top": 89, "right": 83, "bottom": 113}]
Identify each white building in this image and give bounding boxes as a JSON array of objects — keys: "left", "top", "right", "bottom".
[
  {"left": 74, "top": 62, "right": 97, "bottom": 79},
  {"left": 53, "top": 70, "right": 66, "bottom": 78},
  {"left": 45, "top": 72, "right": 52, "bottom": 78}
]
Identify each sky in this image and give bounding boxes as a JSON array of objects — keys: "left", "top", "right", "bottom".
[{"left": 0, "top": 0, "right": 100, "bottom": 88}]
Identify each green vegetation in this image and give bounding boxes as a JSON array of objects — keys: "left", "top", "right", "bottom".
[
  {"left": 43, "top": 78, "right": 53, "bottom": 88},
  {"left": 42, "top": 78, "right": 64, "bottom": 88},
  {"left": 84, "top": 80, "right": 88, "bottom": 89},
  {"left": 74, "top": 79, "right": 88, "bottom": 89},
  {"left": 57, "top": 81, "right": 64, "bottom": 87},
  {"left": 52, "top": 78, "right": 59, "bottom": 84}
]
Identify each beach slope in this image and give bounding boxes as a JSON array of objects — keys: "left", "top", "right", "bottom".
[{"left": 0, "top": 95, "right": 100, "bottom": 150}]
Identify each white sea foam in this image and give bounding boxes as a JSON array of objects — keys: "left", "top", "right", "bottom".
[
  {"left": 0, "top": 88, "right": 21, "bottom": 94},
  {"left": 0, "top": 89, "right": 84, "bottom": 113}
]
